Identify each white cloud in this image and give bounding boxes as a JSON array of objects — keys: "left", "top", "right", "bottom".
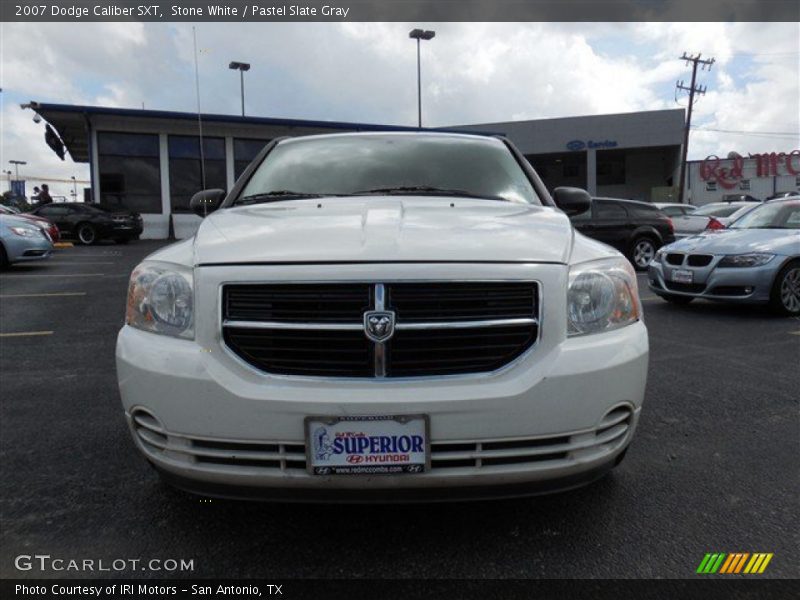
[{"left": 0, "top": 21, "right": 797, "bottom": 199}]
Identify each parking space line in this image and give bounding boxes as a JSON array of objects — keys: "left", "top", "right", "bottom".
[
  {"left": 46, "top": 261, "right": 116, "bottom": 265},
  {"left": 0, "top": 331, "right": 54, "bottom": 338},
  {"left": 0, "top": 292, "right": 87, "bottom": 298}
]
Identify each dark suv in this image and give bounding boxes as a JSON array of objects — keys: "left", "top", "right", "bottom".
[{"left": 571, "top": 198, "right": 675, "bottom": 270}]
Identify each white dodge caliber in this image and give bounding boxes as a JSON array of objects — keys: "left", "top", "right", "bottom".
[{"left": 116, "top": 132, "right": 648, "bottom": 501}]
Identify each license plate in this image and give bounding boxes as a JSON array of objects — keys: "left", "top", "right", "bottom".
[
  {"left": 671, "top": 269, "right": 693, "bottom": 284},
  {"left": 305, "top": 415, "right": 429, "bottom": 475}
]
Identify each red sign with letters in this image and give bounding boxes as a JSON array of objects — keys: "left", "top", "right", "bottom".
[{"left": 700, "top": 150, "right": 800, "bottom": 189}]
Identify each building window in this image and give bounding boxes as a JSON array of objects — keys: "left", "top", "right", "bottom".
[
  {"left": 562, "top": 164, "right": 579, "bottom": 178},
  {"left": 97, "top": 132, "right": 161, "bottom": 214},
  {"left": 705, "top": 181, "right": 717, "bottom": 191},
  {"left": 234, "top": 138, "right": 270, "bottom": 180},
  {"left": 168, "top": 136, "right": 227, "bottom": 213},
  {"left": 739, "top": 179, "right": 751, "bottom": 190},
  {"left": 596, "top": 157, "right": 626, "bottom": 186}
]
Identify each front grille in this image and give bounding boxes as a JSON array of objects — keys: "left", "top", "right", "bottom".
[
  {"left": 224, "top": 284, "right": 371, "bottom": 323},
  {"left": 132, "top": 406, "right": 633, "bottom": 474},
  {"left": 687, "top": 254, "right": 713, "bottom": 267},
  {"left": 389, "top": 282, "right": 536, "bottom": 322},
  {"left": 665, "top": 253, "right": 685, "bottom": 266},
  {"left": 223, "top": 328, "right": 373, "bottom": 377},
  {"left": 389, "top": 326, "right": 537, "bottom": 377},
  {"left": 222, "top": 282, "right": 539, "bottom": 378},
  {"left": 664, "top": 281, "right": 706, "bottom": 294}
]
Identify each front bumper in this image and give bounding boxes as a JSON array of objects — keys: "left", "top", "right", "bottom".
[
  {"left": 648, "top": 256, "right": 778, "bottom": 303},
  {"left": 117, "top": 318, "right": 647, "bottom": 498},
  {"left": 4, "top": 235, "right": 53, "bottom": 263}
]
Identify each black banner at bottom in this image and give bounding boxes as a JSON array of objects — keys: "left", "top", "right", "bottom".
[{"left": 1, "top": 579, "right": 796, "bottom": 600}]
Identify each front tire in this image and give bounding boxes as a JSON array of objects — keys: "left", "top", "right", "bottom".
[
  {"left": 770, "top": 260, "right": 800, "bottom": 316},
  {"left": 630, "top": 237, "right": 657, "bottom": 271},
  {"left": 76, "top": 223, "right": 97, "bottom": 245}
]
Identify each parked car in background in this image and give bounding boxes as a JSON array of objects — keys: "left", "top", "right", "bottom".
[
  {"left": 28, "top": 202, "right": 138, "bottom": 245},
  {"left": 716, "top": 202, "right": 762, "bottom": 227},
  {"left": 0, "top": 204, "right": 60, "bottom": 242},
  {"left": 0, "top": 214, "right": 54, "bottom": 268},
  {"left": 570, "top": 197, "right": 675, "bottom": 270},
  {"left": 93, "top": 201, "right": 144, "bottom": 242},
  {"left": 648, "top": 198, "right": 800, "bottom": 315},
  {"left": 653, "top": 202, "right": 697, "bottom": 217},
  {"left": 721, "top": 194, "right": 761, "bottom": 203},
  {"left": 670, "top": 201, "right": 755, "bottom": 238},
  {"left": 765, "top": 191, "right": 798, "bottom": 201}
]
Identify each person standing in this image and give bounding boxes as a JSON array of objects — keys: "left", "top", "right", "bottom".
[
  {"left": 38, "top": 184, "right": 53, "bottom": 205},
  {"left": 30, "top": 186, "right": 41, "bottom": 204}
]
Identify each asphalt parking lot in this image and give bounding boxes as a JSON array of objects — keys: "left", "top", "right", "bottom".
[{"left": 0, "top": 241, "right": 798, "bottom": 579}]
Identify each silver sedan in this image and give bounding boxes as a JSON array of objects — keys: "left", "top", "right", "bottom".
[{"left": 648, "top": 198, "right": 800, "bottom": 315}]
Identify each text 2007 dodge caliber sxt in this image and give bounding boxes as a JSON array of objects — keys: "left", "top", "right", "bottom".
[{"left": 116, "top": 132, "right": 648, "bottom": 501}]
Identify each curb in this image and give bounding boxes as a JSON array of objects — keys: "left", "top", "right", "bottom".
[{"left": 54, "top": 242, "right": 74, "bottom": 248}]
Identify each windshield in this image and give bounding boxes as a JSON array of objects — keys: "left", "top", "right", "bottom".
[
  {"left": 694, "top": 204, "right": 744, "bottom": 217},
  {"left": 237, "top": 134, "right": 540, "bottom": 205},
  {"left": 730, "top": 201, "right": 800, "bottom": 229}
]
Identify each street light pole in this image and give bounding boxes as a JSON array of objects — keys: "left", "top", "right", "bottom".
[
  {"left": 9, "top": 160, "right": 27, "bottom": 181},
  {"left": 408, "top": 29, "right": 435, "bottom": 128},
  {"left": 228, "top": 61, "right": 251, "bottom": 116}
]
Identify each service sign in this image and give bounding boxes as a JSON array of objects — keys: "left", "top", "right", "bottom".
[{"left": 305, "top": 415, "right": 429, "bottom": 475}]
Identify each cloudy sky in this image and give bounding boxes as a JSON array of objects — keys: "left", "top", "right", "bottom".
[{"left": 1, "top": 21, "right": 798, "bottom": 197}]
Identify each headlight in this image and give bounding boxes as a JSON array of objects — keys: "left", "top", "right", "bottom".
[
  {"left": 717, "top": 253, "right": 775, "bottom": 268},
  {"left": 125, "top": 262, "right": 194, "bottom": 339},
  {"left": 10, "top": 226, "right": 39, "bottom": 237},
  {"left": 568, "top": 257, "right": 641, "bottom": 336}
]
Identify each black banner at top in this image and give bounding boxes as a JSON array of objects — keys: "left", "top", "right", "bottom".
[{"left": 1, "top": 0, "right": 799, "bottom": 22}]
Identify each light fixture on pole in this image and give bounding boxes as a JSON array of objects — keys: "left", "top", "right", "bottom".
[
  {"left": 408, "top": 29, "right": 435, "bottom": 128},
  {"left": 9, "top": 160, "right": 27, "bottom": 181},
  {"left": 228, "top": 61, "right": 251, "bottom": 116}
]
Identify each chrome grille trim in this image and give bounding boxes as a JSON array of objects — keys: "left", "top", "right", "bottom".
[
  {"left": 221, "top": 317, "right": 538, "bottom": 331},
  {"left": 221, "top": 281, "right": 541, "bottom": 379}
]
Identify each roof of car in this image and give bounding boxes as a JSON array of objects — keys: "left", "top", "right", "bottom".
[
  {"left": 276, "top": 130, "right": 506, "bottom": 145},
  {"left": 593, "top": 197, "right": 659, "bottom": 208}
]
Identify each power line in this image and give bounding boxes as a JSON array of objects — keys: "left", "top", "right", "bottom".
[{"left": 692, "top": 129, "right": 799, "bottom": 139}]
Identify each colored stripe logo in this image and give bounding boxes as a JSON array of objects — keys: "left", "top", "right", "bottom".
[{"left": 697, "top": 553, "right": 773, "bottom": 574}]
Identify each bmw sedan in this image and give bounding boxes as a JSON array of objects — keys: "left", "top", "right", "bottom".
[{"left": 648, "top": 198, "right": 800, "bottom": 315}]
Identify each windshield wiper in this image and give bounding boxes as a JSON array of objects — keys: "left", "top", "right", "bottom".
[
  {"left": 349, "top": 186, "right": 508, "bottom": 201},
  {"left": 235, "top": 190, "right": 331, "bottom": 205}
]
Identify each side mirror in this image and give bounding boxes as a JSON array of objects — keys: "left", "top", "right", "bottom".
[
  {"left": 553, "top": 187, "right": 592, "bottom": 217},
  {"left": 190, "top": 189, "right": 225, "bottom": 217}
]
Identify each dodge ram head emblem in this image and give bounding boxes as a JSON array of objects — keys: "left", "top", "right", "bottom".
[{"left": 363, "top": 311, "right": 396, "bottom": 342}]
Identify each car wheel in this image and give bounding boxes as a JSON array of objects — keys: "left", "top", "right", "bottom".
[
  {"left": 660, "top": 294, "right": 694, "bottom": 305},
  {"left": 76, "top": 223, "right": 97, "bottom": 245},
  {"left": 770, "top": 260, "right": 800, "bottom": 316},
  {"left": 630, "top": 238, "right": 657, "bottom": 271},
  {"left": 0, "top": 244, "right": 8, "bottom": 269}
]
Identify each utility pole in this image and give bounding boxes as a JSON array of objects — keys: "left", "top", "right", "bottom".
[{"left": 675, "top": 52, "right": 714, "bottom": 204}]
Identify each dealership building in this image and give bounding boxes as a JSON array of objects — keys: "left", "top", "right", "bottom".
[{"left": 25, "top": 102, "right": 687, "bottom": 238}]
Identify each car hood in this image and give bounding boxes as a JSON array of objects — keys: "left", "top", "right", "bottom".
[
  {"left": 664, "top": 228, "right": 800, "bottom": 255},
  {"left": 191, "top": 197, "right": 574, "bottom": 265}
]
